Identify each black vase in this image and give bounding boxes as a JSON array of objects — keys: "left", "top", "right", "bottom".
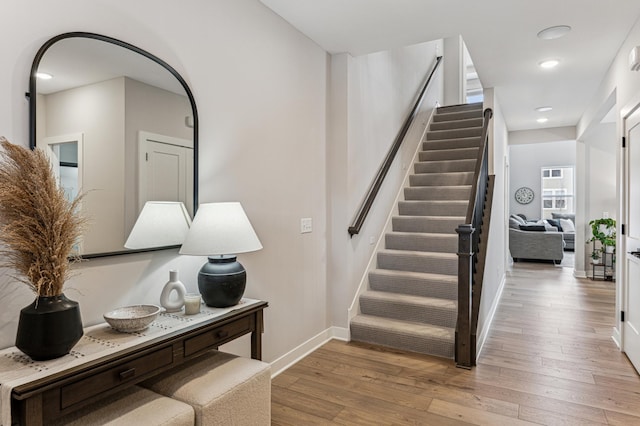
[{"left": 15, "top": 293, "right": 83, "bottom": 361}]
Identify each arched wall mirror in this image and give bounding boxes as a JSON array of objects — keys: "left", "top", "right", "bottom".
[{"left": 29, "top": 32, "right": 198, "bottom": 258}]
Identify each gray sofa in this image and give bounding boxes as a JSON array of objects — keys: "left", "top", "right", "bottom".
[
  {"left": 509, "top": 214, "right": 564, "bottom": 264},
  {"left": 509, "top": 228, "right": 564, "bottom": 264}
]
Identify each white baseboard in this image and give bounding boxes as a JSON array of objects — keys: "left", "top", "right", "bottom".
[
  {"left": 612, "top": 326, "right": 621, "bottom": 349},
  {"left": 270, "top": 326, "right": 349, "bottom": 377},
  {"left": 475, "top": 273, "right": 506, "bottom": 358},
  {"left": 573, "top": 269, "right": 587, "bottom": 279}
]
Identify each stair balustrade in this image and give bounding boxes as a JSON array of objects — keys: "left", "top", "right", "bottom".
[{"left": 455, "top": 107, "right": 493, "bottom": 368}]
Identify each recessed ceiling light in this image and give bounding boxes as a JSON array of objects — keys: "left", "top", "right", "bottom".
[
  {"left": 539, "top": 59, "right": 560, "bottom": 69},
  {"left": 536, "top": 106, "right": 553, "bottom": 112},
  {"left": 537, "top": 118, "right": 549, "bottom": 124},
  {"left": 35, "top": 72, "right": 53, "bottom": 80},
  {"left": 537, "top": 25, "right": 572, "bottom": 40}
]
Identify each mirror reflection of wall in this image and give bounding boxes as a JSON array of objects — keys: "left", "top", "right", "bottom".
[{"left": 31, "top": 34, "right": 198, "bottom": 257}]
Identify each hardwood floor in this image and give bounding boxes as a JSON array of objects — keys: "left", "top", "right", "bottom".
[{"left": 271, "top": 261, "right": 640, "bottom": 425}]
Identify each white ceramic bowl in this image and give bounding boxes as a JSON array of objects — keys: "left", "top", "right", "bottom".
[{"left": 103, "top": 305, "right": 161, "bottom": 332}]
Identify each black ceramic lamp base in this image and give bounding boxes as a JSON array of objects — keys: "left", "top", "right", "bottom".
[{"left": 198, "top": 255, "right": 246, "bottom": 308}]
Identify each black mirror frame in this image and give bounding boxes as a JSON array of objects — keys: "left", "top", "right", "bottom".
[{"left": 28, "top": 32, "right": 199, "bottom": 259}]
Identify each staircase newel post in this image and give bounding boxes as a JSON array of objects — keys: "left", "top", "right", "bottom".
[{"left": 455, "top": 224, "right": 474, "bottom": 369}]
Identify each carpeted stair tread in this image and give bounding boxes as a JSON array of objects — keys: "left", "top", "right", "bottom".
[
  {"left": 423, "top": 137, "right": 482, "bottom": 151},
  {"left": 426, "top": 127, "right": 482, "bottom": 141},
  {"left": 429, "top": 117, "right": 483, "bottom": 131},
  {"left": 437, "top": 102, "right": 483, "bottom": 113},
  {"left": 419, "top": 147, "right": 479, "bottom": 161},
  {"left": 433, "top": 109, "right": 483, "bottom": 122},
  {"left": 392, "top": 215, "right": 465, "bottom": 233},
  {"left": 377, "top": 249, "right": 457, "bottom": 275},
  {"left": 404, "top": 185, "right": 471, "bottom": 200},
  {"left": 409, "top": 172, "right": 474, "bottom": 186},
  {"left": 414, "top": 159, "right": 476, "bottom": 173},
  {"left": 350, "top": 314, "right": 454, "bottom": 358},
  {"left": 398, "top": 200, "right": 468, "bottom": 216},
  {"left": 369, "top": 269, "right": 457, "bottom": 299},
  {"left": 359, "top": 291, "right": 457, "bottom": 327},
  {"left": 385, "top": 232, "right": 457, "bottom": 253}
]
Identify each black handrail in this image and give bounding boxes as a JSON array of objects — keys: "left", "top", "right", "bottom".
[
  {"left": 348, "top": 56, "right": 443, "bottom": 237},
  {"left": 456, "top": 107, "right": 493, "bottom": 369}
]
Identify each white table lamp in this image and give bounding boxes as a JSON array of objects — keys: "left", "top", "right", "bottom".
[
  {"left": 124, "top": 201, "right": 192, "bottom": 249},
  {"left": 179, "top": 202, "right": 262, "bottom": 307}
]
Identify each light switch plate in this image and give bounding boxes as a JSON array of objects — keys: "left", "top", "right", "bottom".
[{"left": 301, "top": 218, "right": 312, "bottom": 234}]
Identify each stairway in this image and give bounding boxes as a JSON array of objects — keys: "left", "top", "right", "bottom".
[{"left": 350, "top": 102, "right": 484, "bottom": 358}]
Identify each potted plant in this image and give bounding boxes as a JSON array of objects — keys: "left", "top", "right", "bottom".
[
  {"left": 591, "top": 249, "right": 602, "bottom": 264},
  {"left": 0, "top": 138, "right": 86, "bottom": 360},
  {"left": 589, "top": 218, "right": 616, "bottom": 253}
]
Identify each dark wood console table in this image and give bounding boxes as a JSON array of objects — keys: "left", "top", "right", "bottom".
[{"left": 6, "top": 300, "right": 267, "bottom": 425}]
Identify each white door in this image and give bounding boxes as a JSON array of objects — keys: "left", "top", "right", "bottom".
[
  {"left": 43, "top": 133, "right": 83, "bottom": 201},
  {"left": 138, "top": 132, "right": 194, "bottom": 216},
  {"left": 623, "top": 106, "right": 640, "bottom": 371}
]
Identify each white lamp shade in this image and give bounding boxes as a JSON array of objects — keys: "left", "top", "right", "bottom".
[
  {"left": 124, "top": 201, "right": 192, "bottom": 249},
  {"left": 179, "top": 202, "right": 262, "bottom": 255}
]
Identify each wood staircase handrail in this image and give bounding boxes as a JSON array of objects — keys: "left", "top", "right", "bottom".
[{"left": 348, "top": 55, "right": 443, "bottom": 237}]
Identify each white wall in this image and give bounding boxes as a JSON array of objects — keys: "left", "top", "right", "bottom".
[
  {"left": 508, "top": 139, "right": 576, "bottom": 220},
  {"left": 581, "top": 122, "right": 617, "bottom": 273},
  {"left": 443, "top": 36, "right": 464, "bottom": 106},
  {"left": 577, "top": 16, "right": 640, "bottom": 343},
  {"left": 0, "top": 0, "right": 328, "bottom": 364},
  {"left": 327, "top": 40, "right": 443, "bottom": 328}
]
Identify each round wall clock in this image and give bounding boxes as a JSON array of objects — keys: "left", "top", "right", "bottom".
[{"left": 515, "top": 187, "right": 534, "bottom": 204}]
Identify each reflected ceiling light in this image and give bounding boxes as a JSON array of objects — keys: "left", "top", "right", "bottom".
[
  {"left": 537, "top": 25, "right": 572, "bottom": 40},
  {"left": 536, "top": 106, "right": 553, "bottom": 112},
  {"left": 539, "top": 59, "right": 560, "bottom": 69},
  {"left": 35, "top": 72, "right": 53, "bottom": 80},
  {"left": 537, "top": 118, "right": 549, "bottom": 123}
]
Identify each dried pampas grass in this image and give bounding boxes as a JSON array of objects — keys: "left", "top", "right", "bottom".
[{"left": 0, "top": 137, "right": 86, "bottom": 296}]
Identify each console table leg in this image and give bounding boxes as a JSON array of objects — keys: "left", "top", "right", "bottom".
[{"left": 251, "top": 310, "right": 264, "bottom": 360}]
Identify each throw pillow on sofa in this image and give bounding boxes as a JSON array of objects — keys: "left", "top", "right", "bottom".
[
  {"left": 545, "top": 218, "right": 563, "bottom": 232},
  {"left": 559, "top": 218, "right": 575, "bottom": 233},
  {"left": 519, "top": 225, "right": 546, "bottom": 232}
]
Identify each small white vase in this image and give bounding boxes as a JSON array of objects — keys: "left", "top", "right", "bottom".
[{"left": 160, "top": 270, "right": 186, "bottom": 312}]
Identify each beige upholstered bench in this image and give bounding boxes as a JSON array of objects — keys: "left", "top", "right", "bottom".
[
  {"left": 141, "top": 350, "right": 271, "bottom": 426},
  {"left": 51, "top": 386, "right": 194, "bottom": 425}
]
